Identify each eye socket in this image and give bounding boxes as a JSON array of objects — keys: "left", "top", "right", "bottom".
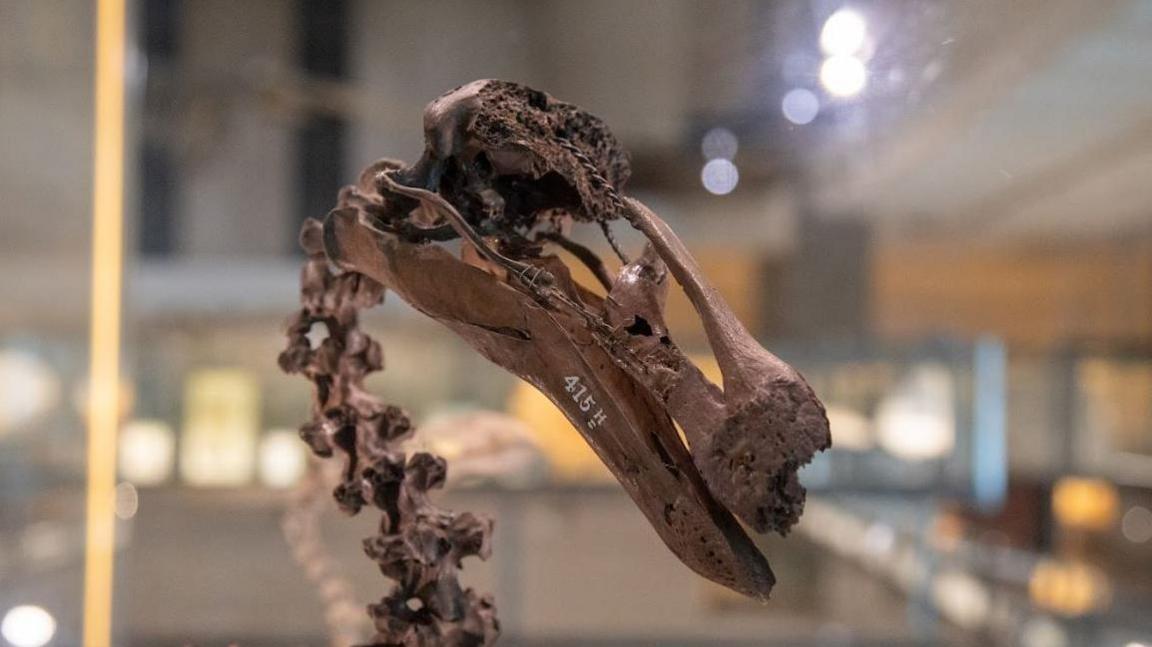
[{"left": 625, "top": 316, "right": 654, "bottom": 337}]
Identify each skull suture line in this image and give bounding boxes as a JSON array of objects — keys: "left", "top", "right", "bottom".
[{"left": 282, "top": 80, "right": 832, "bottom": 647}]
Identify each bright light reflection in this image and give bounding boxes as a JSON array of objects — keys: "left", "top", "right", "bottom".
[
  {"left": 180, "top": 369, "right": 259, "bottom": 486},
  {"left": 1052, "top": 477, "right": 1118, "bottom": 531},
  {"left": 2, "top": 606, "right": 57, "bottom": 647},
  {"left": 932, "top": 570, "right": 990, "bottom": 629},
  {"left": 824, "top": 405, "right": 871, "bottom": 450},
  {"left": 820, "top": 9, "right": 867, "bottom": 56},
  {"left": 259, "top": 429, "right": 307, "bottom": 489},
  {"left": 1029, "top": 559, "right": 1111, "bottom": 616},
  {"left": 781, "top": 88, "right": 820, "bottom": 125},
  {"left": 700, "top": 159, "right": 739, "bottom": 195},
  {"left": 876, "top": 365, "right": 955, "bottom": 461},
  {"left": 820, "top": 55, "right": 867, "bottom": 97},
  {"left": 119, "top": 418, "right": 176, "bottom": 486},
  {"left": 700, "top": 127, "right": 738, "bottom": 161},
  {"left": 0, "top": 350, "right": 60, "bottom": 436}
]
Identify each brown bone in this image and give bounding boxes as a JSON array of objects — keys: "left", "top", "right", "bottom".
[
  {"left": 322, "top": 200, "right": 777, "bottom": 599},
  {"left": 284, "top": 81, "right": 832, "bottom": 643},
  {"left": 611, "top": 198, "right": 831, "bottom": 534},
  {"left": 280, "top": 208, "right": 500, "bottom": 646},
  {"left": 395, "top": 79, "right": 830, "bottom": 535}
]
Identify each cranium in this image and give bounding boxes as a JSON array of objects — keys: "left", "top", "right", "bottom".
[{"left": 282, "top": 80, "right": 831, "bottom": 646}]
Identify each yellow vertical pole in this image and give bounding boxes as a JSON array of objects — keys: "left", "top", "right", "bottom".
[{"left": 84, "top": 0, "right": 126, "bottom": 644}]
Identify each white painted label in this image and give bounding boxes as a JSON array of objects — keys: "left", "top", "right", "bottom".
[{"left": 564, "top": 375, "right": 608, "bottom": 429}]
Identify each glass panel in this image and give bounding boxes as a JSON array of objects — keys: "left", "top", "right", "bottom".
[
  {"left": 0, "top": 3, "right": 96, "bottom": 646},
  {"left": 4, "top": 2, "right": 1152, "bottom": 646}
]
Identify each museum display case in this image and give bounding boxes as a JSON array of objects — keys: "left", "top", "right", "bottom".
[{"left": 1, "top": 1, "right": 1151, "bottom": 645}]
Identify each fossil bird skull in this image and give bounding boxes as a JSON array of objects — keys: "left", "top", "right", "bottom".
[{"left": 306, "top": 80, "right": 831, "bottom": 606}]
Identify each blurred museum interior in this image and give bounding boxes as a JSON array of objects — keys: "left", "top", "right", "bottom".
[{"left": 1, "top": 1, "right": 1151, "bottom": 645}]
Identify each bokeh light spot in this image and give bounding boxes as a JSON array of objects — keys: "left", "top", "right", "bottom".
[
  {"left": 701, "top": 159, "right": 739, "bottom": 195},
  {"left": 1121, "top": 505, "right": 1152, "bottom": 543},
  {"left": 2, "top": 606, "right": 56, "bottom": 647},
  {"left": 820, "top": 55, "right": 867, "bottom": 98},
  {"left": 700, "top": 127, "right": 738, "bottom": 161},
  {"left": 115, "top": 481, "right": 139, "bottom": 520},
  {"left": 781, "top": 88, "right": 820, "bottom": 125},
  {"left": 259, "top": 429, "right": 308, "bottom": 488},
  {"left": 820, "top": 9, "right": 867, "bottom": 56},
  {"left": 118, "top": 419, "right": 176, "bottom": 486}
]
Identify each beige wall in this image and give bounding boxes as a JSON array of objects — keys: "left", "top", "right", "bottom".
[
  {"left": 873, "top": 239, "right": 1152, "bottom": 348},
  {"left": 0, "top": 2, "right": 95, "bottom": 331}
]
